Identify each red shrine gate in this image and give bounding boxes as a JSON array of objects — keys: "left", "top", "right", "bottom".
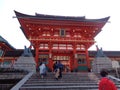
[{"left": 15, "top": 11, "right": 109, "bottom": 71}]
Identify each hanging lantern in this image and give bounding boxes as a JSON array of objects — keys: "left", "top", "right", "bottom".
[
  {"left": 75, "top": 54, "right": 77, "bottom": 59},
  {"left": 49, "top": 53, "right": 52, "bottom": 58}
]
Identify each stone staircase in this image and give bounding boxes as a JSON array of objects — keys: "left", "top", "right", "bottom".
[
  {"left": 11, "top": 72, "right": 120, "bottom": 90},
  {"left": 19, "top": 72, "right": 99, "bottom": 90}
]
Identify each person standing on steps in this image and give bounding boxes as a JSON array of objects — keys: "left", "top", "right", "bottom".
[
  {"left": 99, "top": 69, "right": 117, "bottom": 90},
  {"left": 57, "top": 61, "right": 64, "bottom": 79},
  {"left": 39, "top": 62, "right": 47, "bottom": 78},
  {"left": 53, "top": 61, "right": 64, "bottom": 80},
  {"left": 53, "top": 61, "right": 58, "bottom": 72},
  {"left": 53, "top": 61, "right": 59, "bottom": 80}
]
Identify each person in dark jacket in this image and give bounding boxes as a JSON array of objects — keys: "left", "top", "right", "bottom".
[
  {"left": 53, "top": 61, "right": 58, "bottom": 72},
  {"left": 57, "top": 61, "right": 64, "bottom": 78},
  {"left": 53, "top": 61, "right": 64, "bottom": 80}
]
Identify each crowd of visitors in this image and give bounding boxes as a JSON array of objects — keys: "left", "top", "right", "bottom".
[
  {"left": 38, "top": 62, "right": 118, "bottom": 89},
  {"left": 38, "top": 61, "right": 64, "bottom": 80}
]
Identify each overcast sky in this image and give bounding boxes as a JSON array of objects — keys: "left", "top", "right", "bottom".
[{"left": 0, "top": 0, "right": 120, "bottom": 51}]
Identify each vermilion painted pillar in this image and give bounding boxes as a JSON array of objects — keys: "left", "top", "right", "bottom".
[
  {"left": 73, "top": 44, "right": 78, "bottom": 70},
  {"left": 69, "top": 55, "right": 73, "bottom": 71},
  {"left": 86, "top": 48, "right": 90, "bottom": 70},
  {"left": 49, "top": 58, "right": 53, "bottom": 71},
  {"left": 74, "top": 55, "right": 78, "bottom": 69},
  {"left": 48, "top": 43, "right": 53, "bottom": 71}
]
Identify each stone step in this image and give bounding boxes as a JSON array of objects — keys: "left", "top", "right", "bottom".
[
  {"left": 20, "top": 83, "right": 120, "bottom": 90},
  {"left": 26, "top": 77, "right": 95, "bottom": 82},
  {"left": 24, "top": 79, "right": 120, "bottom": 86},
  {"left": 28, "top": 78, "right": 93, "bottom": 81},
  {"left": 25, "top": 80, "right": 95, "bottom": 84},
  {"left": 20, "top": 85, "right": 99, "bottom": 90},
  {"left": 31, "top": 73, "right": 92, "bottom": 80},
  {"left": 33, "top": 72, "right": 90, "bottom": 76},
  {"left": 23, "top": 82, "right": 120, "bottom": 86},
  {"left": 31, "top": 76, "right": 91, "bottom": 79},
  {"left": 0, "top": 84, "right": 14, "bottom": 90},
  {"left": 23, "top": 83, "right": 98, "bottom": 86}
]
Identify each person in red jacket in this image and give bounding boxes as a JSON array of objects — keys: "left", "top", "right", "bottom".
[{"left": 99, "top": 69, "right": 117, "bottom": 90}]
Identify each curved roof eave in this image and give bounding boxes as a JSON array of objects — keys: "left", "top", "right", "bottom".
[
  {"left": 85, "top": 16, "right": 110, "bottom": 22},
  {"left": 20, "top": 26, "right": 29, "bottom": 40},
  {"left": 14, "top": 10, "right": 110, "bottom": 22}
]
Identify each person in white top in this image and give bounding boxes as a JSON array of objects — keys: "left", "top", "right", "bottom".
[{"left": 39, "top": 62, "right": 47, "bottom": 78}]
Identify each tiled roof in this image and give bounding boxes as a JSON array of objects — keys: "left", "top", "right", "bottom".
[
  {"left": 0, "top": 35, "right": 16, "bottom": 50},
  {"left": 14, "top": 10, "right": 110, "bottom": 22},
  {"left": 4, "top": 49, "right": 35, "bottom": 57},
  {"left": 0, "top": 36, "right": 8, "bottom": 43},
  {"left": 89, "top": 51, "right": 120, "bottom": 57}
]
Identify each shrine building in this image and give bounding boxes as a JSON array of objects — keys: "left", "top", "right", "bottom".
[
  {"left": 13, "top": 11, "right": 110, "bottom": 71},
  {"left": 1, "top": 34, "right": 120, "bottom": 72},
  {"left": 0, "top": 36, "right": 15, "bottom": 66}
]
